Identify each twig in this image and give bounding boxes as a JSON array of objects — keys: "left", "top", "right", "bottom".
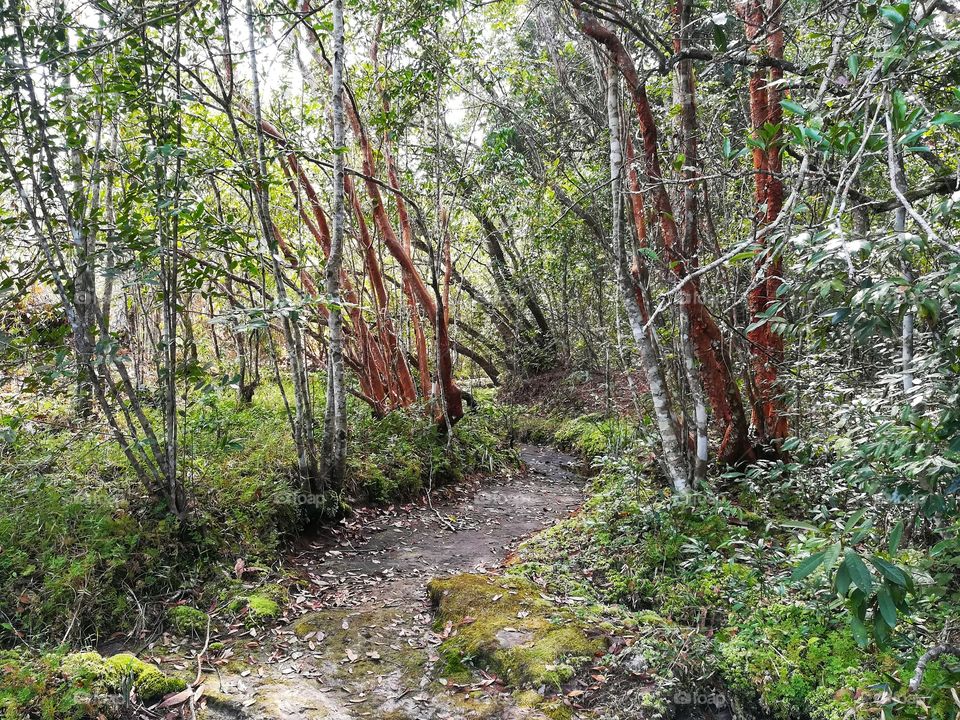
[
  {"left": 909, "top": 644, "right": 960, "bottom": 691},
  {"left": 193, "top": 615, "right": 212, "bottom": 687}
]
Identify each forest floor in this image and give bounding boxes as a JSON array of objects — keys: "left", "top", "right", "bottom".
[{"left": 153, "top": 444, "right": 586, "bottom": 720}]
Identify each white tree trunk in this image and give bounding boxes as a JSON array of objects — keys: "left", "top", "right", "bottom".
[
  {"left": 605, "top": 62, "right": 689, "bottom": 495},
  {"left": 322, "top": 0, "right": 349, "bottom": 489}
]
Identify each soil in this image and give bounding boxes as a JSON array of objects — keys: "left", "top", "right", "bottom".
[{"left": 188, "top": 444, "right": 587, "bottom": 720}]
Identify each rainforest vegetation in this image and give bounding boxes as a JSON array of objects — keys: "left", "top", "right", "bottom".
[{"left": 1, "top": 0, "right": 959, "bottom": 716}]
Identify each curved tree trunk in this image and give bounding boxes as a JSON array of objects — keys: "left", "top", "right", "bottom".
[{"left": 576, "top": 8, "right": 754, "bottom": 465}]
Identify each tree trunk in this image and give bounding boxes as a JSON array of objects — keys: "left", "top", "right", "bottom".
[
  {"left": 244, "top": 0, "right": 319, "bottom": 488},
  {"left": 606, "top": 62, "right": 688, "bottom": 495},
  {"left": 577, "top": 8, "right": 754, "bottom": 465},
  {"left": 321, "top": 0, "right": 349, "bottom": 490},
  {"left": 742, "top": 0, "right": 789, "bottom": 445},
  {"left": 674, "top": 0, "right": 709, "bottom": 484}
]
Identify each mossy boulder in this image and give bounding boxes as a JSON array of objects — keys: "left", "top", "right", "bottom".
[
  {"left": 428, "top": 573, "right": 606, "bottom": 691},
  {"left": 166, "top": 605, "right": 209, "bottom": 636},
  {"left": 60, "top": 651, "right": 185, "bottom": 702}
]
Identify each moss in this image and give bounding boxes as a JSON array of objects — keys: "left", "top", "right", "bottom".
[
  {"left": 255, "top": 583, "right": 289, "bottom": 604},
  {"left": 228, "top": 583, "right": 287, "bottom": 625},
  {"left": 717, "top": 603, "right": 865, "bottom": 720},
  {"left": 428, "top": 573, "right": 605, "bottom": 691},
  {"left": 246, "top": 595, "right": 280, "bottom": 622},
  {"left": 511, "top": 415, "right": 563, "bottom": 444},
  {"left": 1, "top": 649, "right": 94, "bottom": 719},
  {"left": 513, "top": 689, "right": 542, "bottom": 707},
  {"left": 61, "top": 651, "right": 185, "bottom": 702},
  {"left": 554, "top": 414, "right": 635, "bottom": 459},
  {"left": 166, "top": 605, "right": 209, "bottom": 636},
  {"left": 653, "top": 561, "right": 760, "bottom": 623},
  {"left": 538, "top": 698, "right": 574, "bottom": 720}
]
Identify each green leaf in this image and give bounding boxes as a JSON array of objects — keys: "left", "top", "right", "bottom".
[
  {"left": 873, "top": 613, "right": 891, "bottom": 644},
  {"left": 792, "top": 551, "right": 827, "bottom": 582},
  {"left": 781, "top": 99, "right": 807, "bottom": 117},
  {"left": 781, "top": 519, "right": 820, "bottom": 532},
  {"left": 879, "top": 5, "right": 905, "bottom": 24},
  {"left": 844, "top": 550, "right": 873, "bottom": 594},
  {"left": 835, "top": 561, "right": 852, "bottom": 596},
  {"left": 888, "top": 520, "right": 904, "bottom": 554},
  {"left": 850, "top": 615, "right": 870, "bottom": 647},
  {"left": 713, "top": 24, "right": 728, "bottom": 50},
  {"left": 843, "top": 509, "right": 867, "bottom": 534},
  {"left": 869, "top": 556, "right": 908, "bottom": 587},
  {"left": 824, "top": 542, "right": 843, "bottom": 572},
  {"left": 851, "top": 520, "right": 875, "bottom": 544},
  {"left": 781, "top": 436, "right": 801, "bottom": 452},
  {"left": 876, "top": 585, "right": 898, "bottom": 627},
  {"left": 931, "top": 112, "right": 960, "bottom": 127},
  {"left": 848, "top": 54, "right": 860, "bottom": 77},
  {"left": 931, "top": 538, "right": 954, "bottom": 556}
]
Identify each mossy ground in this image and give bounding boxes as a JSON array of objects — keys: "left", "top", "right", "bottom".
[{"left": 427, "top": 573, "right": 606, "bottom": 692}]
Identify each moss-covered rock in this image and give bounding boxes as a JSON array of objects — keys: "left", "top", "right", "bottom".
[
  {"left": 61, "top": 651, "right": 185, "bottom": 702},
  {"left": 428, "top": 573, "right": 605, "bottom": 691},
  {"left": 166, "top": 605, "right": 209, "bottom": 636},
  {"left": 242, "top": 594, "right": 280, "bottom": 624}
]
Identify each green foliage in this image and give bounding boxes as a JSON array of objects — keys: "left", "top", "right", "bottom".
[
  {"left": 717, "top": 604, "right": 866, "bottom": 719},
  {"left": 514, "top": 457, "right": 763, "bottom": 622},
  {"left": 347, "top": 399, "right": 514, "bottom": 502},
  {"left": 512, "top": 444, "right": 960, "bottom": 719},
  {"left": 165, "top": 605, "right": 208, "bottom": 636}
]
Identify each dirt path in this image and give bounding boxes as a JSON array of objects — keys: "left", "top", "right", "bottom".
[{"left": 200, "top": 444, "right": 585, "bottom": 720}]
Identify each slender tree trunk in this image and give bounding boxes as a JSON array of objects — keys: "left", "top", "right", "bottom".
[
  {"left": 885, "top": 94, "right": 915, "bottom": 395},
  {"left": 321, "top": 0, "right": 348, "bottom": 489},
  {"left": 674, "top": 0, "right": 709, "bottom": 484},
  {"left": 244, "top": 0, "right": 319, "bottom": 488},
  {"left": 742, "top": 0, "right": 789, "bottom": 445},
  {"left": 606, "top": 62, "right": 688, "bottom": 495}
]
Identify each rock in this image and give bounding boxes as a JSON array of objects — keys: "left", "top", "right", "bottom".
[{"left": 60, "top": 651, "right": 186, "bottom": 702}]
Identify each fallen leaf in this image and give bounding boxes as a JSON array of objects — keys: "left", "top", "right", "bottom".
[{"left": 158, "top": 688, "right": 193, "bottom": 708}]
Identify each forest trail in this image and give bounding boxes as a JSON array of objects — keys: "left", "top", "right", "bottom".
[{"left": 201, "top": 444, "right": 585, "bottom": 720}]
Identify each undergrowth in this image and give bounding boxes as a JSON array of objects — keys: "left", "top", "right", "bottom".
[
  {"left": 0, "top": 384, "right": 514, "bottom": 649},
  {"left": 507, "top": 410, "right": 960, "bottom": 720}
]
